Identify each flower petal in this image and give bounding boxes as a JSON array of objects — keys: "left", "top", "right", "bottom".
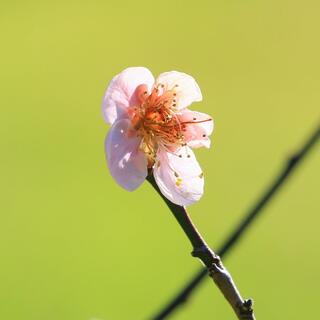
[
  {"left": 105, "top": 119, "right": 148, "bottom": 191},
  {"left": 102, "top": 67, "right": 155, "bottom": 124},
  {"left": 178, "top": 109, "right": 214, "bottom": 148},
  {"left": 155, "top": 71, "right": 202, "bottom": 110},
  {"left": 153, "top": 147, "right": 204, "bottom": 206}
]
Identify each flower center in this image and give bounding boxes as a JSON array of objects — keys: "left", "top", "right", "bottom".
[
  {"left": 129, "top": 84, "right": 184, "bottom": 163},
  {"left": 129, "top": 84, "right": 212, "bottom": 166}
]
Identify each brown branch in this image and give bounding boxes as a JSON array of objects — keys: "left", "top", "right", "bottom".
[
  {"left": 147, "top": 174, "right": 256, "bottom": 320},
  {"left": 149, "top": 122, "right": 320, "bottom": 319}
]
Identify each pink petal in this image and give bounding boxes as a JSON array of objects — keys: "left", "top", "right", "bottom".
[
  {"left": 102, "top": 67, "right": 155, "bottom": 124},
  {"left": 105, "top": 119, "right": 148, "bottom": 191},
  {"left": 155, "top": 71, "right": 202, "bottom": 110},
  {"left": 178, "top": 109, "right": 214, "bottom": 148},
  {"left": 153, "top": 147, "right": 204, "bottom": 206}
]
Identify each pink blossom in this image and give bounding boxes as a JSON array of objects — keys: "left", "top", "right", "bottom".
[{"left": 102, "top": 67, "right": 214, "bottom": 206}]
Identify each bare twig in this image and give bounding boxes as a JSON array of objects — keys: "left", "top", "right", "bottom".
[
  {"left": 147, "top": 174, "right": 256, "bottom": 320},
  {"left": 149, "top": 123, "right": 320, "bottom": 319}
]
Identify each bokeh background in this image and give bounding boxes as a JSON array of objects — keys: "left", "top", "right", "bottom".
[{"left": 1, "top": 0, "right": 319, "bottom": 319}]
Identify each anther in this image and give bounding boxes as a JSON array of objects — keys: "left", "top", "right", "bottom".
[
  {"left": 193, "top": 117, "right": 197, "bottom": 121},
  {"left": 179, "top": 155, "right": 182, "bottom": 158},
  {"left": 175, "top": 178, "right": 182, "bottom": 187},
  {"left": 202, "top": 134, "right": 206, "bottom": 137},
  {"left": 187, "top": 155, "right": 191, "bottom": 158}
]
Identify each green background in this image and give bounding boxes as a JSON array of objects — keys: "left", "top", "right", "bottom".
[{"left": 1, "top": 0, "right": 319, "bottom": 319}]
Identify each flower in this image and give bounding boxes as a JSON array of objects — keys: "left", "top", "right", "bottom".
[{"left": 102, "top": 67, "right": 214, "bottom": 206}]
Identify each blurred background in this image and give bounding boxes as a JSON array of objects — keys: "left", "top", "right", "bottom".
[{"left": 1, "top": 0, "right": 319, "bottom": 319}]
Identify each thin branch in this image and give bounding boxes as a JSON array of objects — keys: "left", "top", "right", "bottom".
[
  {"left": 150, "top": 123, "right": 320, "bottom": 320},
  {"left": 147, "top": 174, "right": 256, "bottom": 320}
]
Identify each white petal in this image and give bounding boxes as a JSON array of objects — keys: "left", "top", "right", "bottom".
[
  {"left": 153, "top": 147, "right": 204, "bottom": 206},
  {"left": 177, "top": 109, "right": 214, "bottom": 148},
  {"left": 102, "top": 67, "right": 155, "bottom": 124},
  {"left": 105, "top": 119, "right": 148, "bottom": 191},
  {"left": 155, "top": 71, "right": 202, "bottom": 110}
]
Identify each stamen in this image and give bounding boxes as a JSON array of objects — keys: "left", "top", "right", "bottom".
[
  {"left": 131, "top": 86, "right": 190, "bottom": 158},
  {"left": 182, "top": 118, "right": 213, "bottom": 125}
]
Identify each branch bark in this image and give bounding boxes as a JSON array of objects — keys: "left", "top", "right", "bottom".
[
  {"left": 147, "top": 174, "right": 256, "bottom": 320},
  {"left": 149, "top": 123, "right": 320, "bottom": 319}
]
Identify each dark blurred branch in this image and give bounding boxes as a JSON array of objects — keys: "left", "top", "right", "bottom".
[
  {"left": 147, "top": 174, "right": 256, "bottom": 320},
  {"left": 149, "top": 123, "right": 320, "bottom": 319}
]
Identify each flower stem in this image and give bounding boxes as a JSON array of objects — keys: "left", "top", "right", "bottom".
[
  {"left": 149, "top": 122, "right": 320, "bottom": 320},
  {"left": 147, "top": 174, "right": 256, "bottom": 320}
]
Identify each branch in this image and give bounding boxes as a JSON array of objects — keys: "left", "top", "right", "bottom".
[
  {"left": 147, "top": 174, "right": 256, "bottom": 320},
  {"left": 150, "top": 123, "right": 320, "bottom": 319}
]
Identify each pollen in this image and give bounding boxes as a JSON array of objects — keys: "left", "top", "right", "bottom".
[{"left": 176, "top": 178, "right": 182, "bottom": 187}]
